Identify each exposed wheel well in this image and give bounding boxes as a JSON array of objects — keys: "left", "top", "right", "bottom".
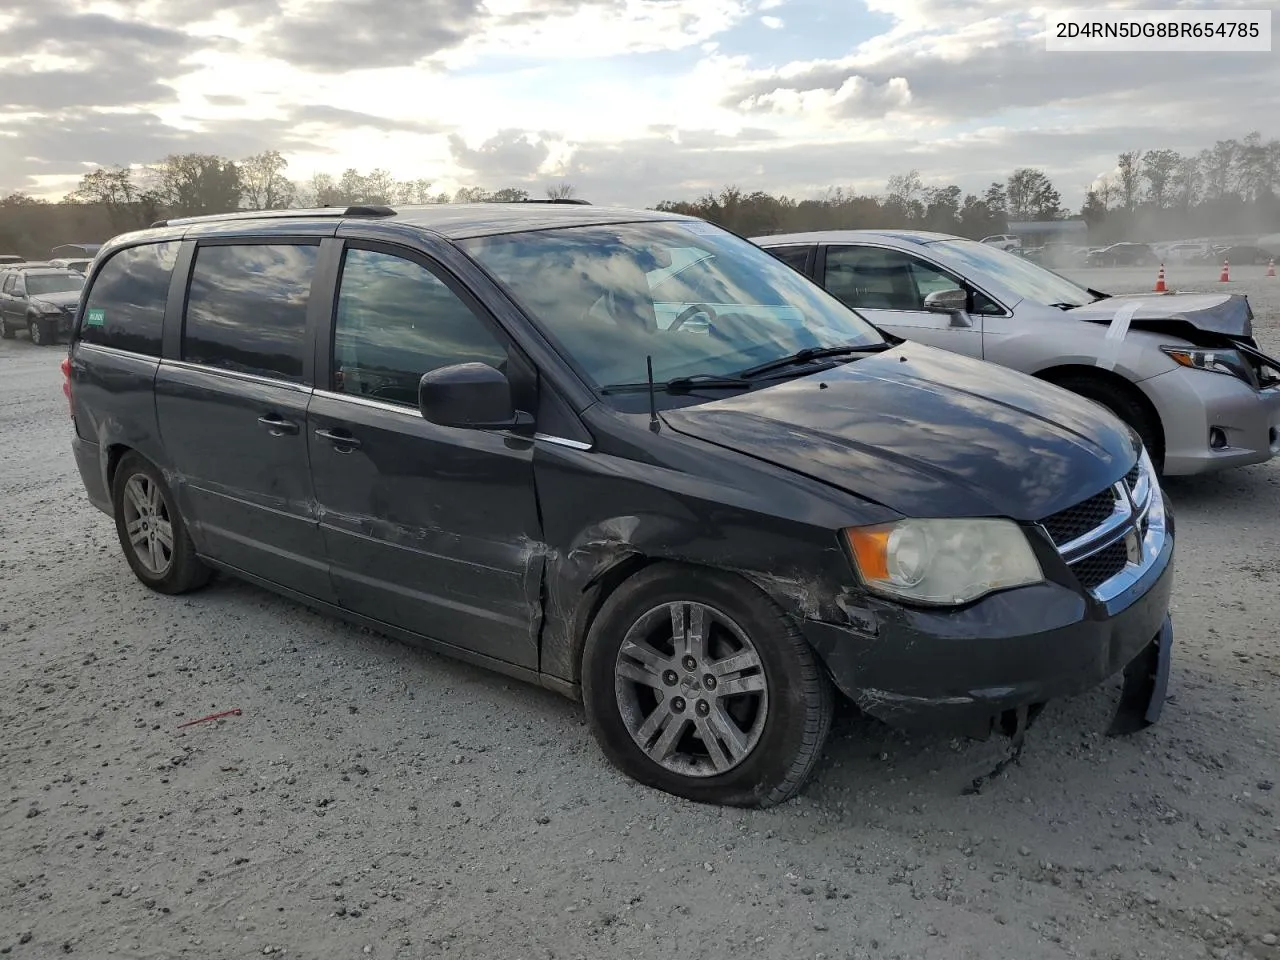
[
  {"left": 105, "top": 443, "right": 132, "bottom": 493},
  {"left": 1033, "top": 364, "right": 1165, "bottom": 459},
  {"left": 565, "top": 555, "right": 840, "bottom": 695},
  {"left": 568, "top": 554, "right": 656, "bottom": 685}
]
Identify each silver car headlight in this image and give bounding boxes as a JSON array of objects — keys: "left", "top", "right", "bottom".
[
  {"left": 844, "top": 518, "right": 1044, "bottom": 606},
  {"left": 34, "top": 301, "right": 62, "bottom": 315},
  {"left": 1161, "top": 345, "right": 1255, "bottom": 387}
]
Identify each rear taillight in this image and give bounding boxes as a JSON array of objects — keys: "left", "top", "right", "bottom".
[{"left": 60, "top": 355, "right": 73, "bottom": 416}]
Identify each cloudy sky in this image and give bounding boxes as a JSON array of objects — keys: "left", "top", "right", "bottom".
[{"left": 1, "top": 0, "right": 1276, "bottom": 208}]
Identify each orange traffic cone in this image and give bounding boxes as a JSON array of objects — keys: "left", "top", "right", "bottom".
[
  {"left": 1219, "top": 259, "right": 1230, "bottom": 282},
  {"left": 1154, "top": 263, "right": 1167, "bottom": 292},
  {"left": 1267, "top": 258, "right": 1276, "bottom": 278}
]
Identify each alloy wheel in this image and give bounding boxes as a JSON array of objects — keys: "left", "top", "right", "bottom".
[
  {"left": 613, "top": 600, "right": 769, "bottom": 777},
  {"left": 121, "top": 473, "right": 175, "bottom": 576}
]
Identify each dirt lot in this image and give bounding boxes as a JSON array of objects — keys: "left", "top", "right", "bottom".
[{"left": 2, "top": 266, "right": 1279, "bottom": 960}]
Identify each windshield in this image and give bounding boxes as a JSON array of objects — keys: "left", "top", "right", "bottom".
[
  {"left": 929, "top": 238, "right": 1094, "bottom": 307},
  {"left": 459, "top": 220, "right": 885, "bottom": 388},
  {"left": 26, "top": 273, "right": 84, "bottom": 296}
]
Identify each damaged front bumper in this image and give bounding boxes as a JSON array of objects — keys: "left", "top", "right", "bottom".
[{"left": 802, "top": 500, "right": 1176, "bottom": 740}]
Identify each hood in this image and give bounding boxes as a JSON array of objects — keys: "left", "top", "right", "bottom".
[
  {"left": 29, "top": 290, "right": 82, "bottom": 309},
  {"left": 1068, "top": 291, "right": 1252, "bottom": 338},
  {"left": 660, "top": 344, "right": 1138, "bottom": 522}
]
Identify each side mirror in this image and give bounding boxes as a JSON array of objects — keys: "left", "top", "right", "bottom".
[
  {"left": 418, "top": 362, "right": 532, "bottom": 432},
  {"left": 922, "top": 288, "right": 971, "bottom": 326}
]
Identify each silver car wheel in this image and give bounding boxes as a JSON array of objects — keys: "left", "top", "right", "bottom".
[
  {"left": 121, "top": 473, "right": 175, "bottom": 576},
  {"left": 614, "top": 600, "right": 770, "bottom": 777}
]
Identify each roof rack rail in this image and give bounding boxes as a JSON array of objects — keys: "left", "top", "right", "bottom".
[
  {"left": 341, "top": 204, "right": 397, "bottom": 217},
  {"left": 149, "top": 204, "right": 398, "bottom": 230}
]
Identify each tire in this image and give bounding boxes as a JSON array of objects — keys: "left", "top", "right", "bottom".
[
  {"left": 1050, "top": 373, "right": 1164, "bottom": 475},
  {"left": 581, "top": 562, "right": 834, "bottom": 808},
  {"left": 27, "top": 317, "right": 56, "bottom": 346},
  {"left": 110, "top": 452, "right": 212, "bottom": 594},
  {"left": 0, "top": 321, "right": 12, "bottom": 340}
]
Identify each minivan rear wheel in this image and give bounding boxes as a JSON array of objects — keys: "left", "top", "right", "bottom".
[
  {"left": 111, "top": 452, "right": 212, "bottom": 594},
  {"left": 581, "top": 563, "right": 834, "bottom": 807}
]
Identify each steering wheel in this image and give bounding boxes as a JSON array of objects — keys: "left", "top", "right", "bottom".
[{"left": 669, "top": 303, "right": 718, "bottom": 331}]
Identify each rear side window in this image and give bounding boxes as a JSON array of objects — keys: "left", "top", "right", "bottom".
[
  {"left": 78, "top": 242, "right": 179, "bottom": 356},
  {"left": 182, "top": 243, "right": 318, "bottom": 383}
]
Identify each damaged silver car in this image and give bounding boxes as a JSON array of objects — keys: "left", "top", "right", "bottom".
[{"left": 754, "top": 230, "right": 1280, "bottom": 476}]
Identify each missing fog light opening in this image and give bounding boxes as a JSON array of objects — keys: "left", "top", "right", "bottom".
[{"left": 1209, "top": 427, "right": 1228, "bottom": 450}]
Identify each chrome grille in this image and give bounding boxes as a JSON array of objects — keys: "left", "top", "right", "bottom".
[
  {"left": 1071, "top": 540, "right": 1129, "bottom": 590},
  {"left": 1037, "top": 453, "right": 1162, "bottom": 601},
  {"left": 1041, "top": 488, "right": 1117, "bottom": 547}
]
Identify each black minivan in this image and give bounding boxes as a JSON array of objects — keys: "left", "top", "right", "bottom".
[{"left": 64, "top": 202, "right": 1175, "bottom": 807}]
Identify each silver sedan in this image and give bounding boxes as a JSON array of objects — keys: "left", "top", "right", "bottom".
[{"left": 753, "top": 229, "right": 1280, "bottom": 476}]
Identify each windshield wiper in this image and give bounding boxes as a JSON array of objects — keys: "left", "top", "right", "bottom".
[
  {"left": 600, "top": 373, "right": 753, "bottom": 395},
  {"left": 736, "top": 341, "right": 893, "bottom": 379}
]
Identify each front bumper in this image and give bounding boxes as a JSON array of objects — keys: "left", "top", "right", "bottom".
[
  {"left": 1141, "top": 366, "right": 1280, "bottom": 475},
  {"left": 804, "top": 496, "right": 1176, "bottom": 738}
]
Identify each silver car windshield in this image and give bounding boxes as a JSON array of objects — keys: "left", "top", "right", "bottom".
[
  {"left": 461, "top": 221, "right": 886, "bottom": 388},
  {"left": 930, "top": 238, "right": 1094, "bottom": 307}
]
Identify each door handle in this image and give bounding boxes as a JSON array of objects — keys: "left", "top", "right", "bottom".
[
  {"left": 314, "top": 427, "right": 361, "bottom": 452},
  {"left": 257, "top": 415, "right": 299, "bottom": 436}
]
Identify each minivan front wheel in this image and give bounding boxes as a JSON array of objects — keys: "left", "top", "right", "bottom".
[
  {"left": 111, "top": 452, "right": 211, "bottom": 594},
  {"left": 582, "top": 563, "right": 833, "bottom": 807}
]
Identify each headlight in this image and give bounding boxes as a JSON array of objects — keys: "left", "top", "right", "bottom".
[
  {"left": 843, "top": 517, "right": 1043, "bottom": 605},
  {"left": 1161, "top": 345, "right": 1255, "bottom": 386},
  {"left": 34, "top": 301, "right": 62, "bottom": 315}
]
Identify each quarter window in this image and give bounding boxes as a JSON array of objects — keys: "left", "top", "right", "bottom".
[
  {"left": 78, "top": 241, "right": 180, "bottom": 356},
  {"left": 182, "top": 243, "right": 319, "bottom": 382},
  {"left": 331, "top": 247, "right": 507, "bottom": 407},
  {"left": 765, "top": 245, "right": 812, "bottom": 274}
]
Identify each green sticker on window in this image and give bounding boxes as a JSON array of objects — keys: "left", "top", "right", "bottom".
[{"left": 85, "top": 308, "right": 105, "bottom": 327}]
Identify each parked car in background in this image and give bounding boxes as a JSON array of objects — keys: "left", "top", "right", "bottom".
[
  {"left": 0, "top": 254, "right": 25, "bottom": 266},
  {"left": 1027, "top": 242, "right": 1089, "bottom": 268},
  {"left": 65, "top": 202, "right": 1175, "bottom": 807},
  {"left": 1161, "top": 242, "right": 1212, "bottom": 263},
  {"left": 50, "top": 257, "right": 94, "bottom": 274},
  {"left": 1209, "top": 244, "right": 1273, "bottom": 266},
  {"left": 0, "top": 266, "right": 85, "bottom": 344},
  {"left": 1086, "top": 242, "right": 1158, "bottom": 267},
  {"left": 754, "top": 229, "right": 1280, "bottom": 477},
  {"left": 980, "top": 234, "right": 1021, "bottom": 252},
  {"left": 50, "top": 243, "right": 102, "bottom": 260}
]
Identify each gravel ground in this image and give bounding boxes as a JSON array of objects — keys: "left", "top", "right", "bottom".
[{"left": 2, "top": 267, "right": 1279, "bottom": 960}]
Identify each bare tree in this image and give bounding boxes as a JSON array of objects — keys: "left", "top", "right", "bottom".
[
  {"left": 1140, "top": 149, "right": 1181, "bottom": 209},
  {"left": 240, "top": 150, "right": 296, "bottom": 210},
  {"left": 1237, "top": 131, "right": 1275, "bottom": 203},
  {"left": 1116, "top": 151, "right": 1143, "bottom": 212},
  {"left": 150, "top": 154, "right": 242, "bottom": 217},
  {"left": 546, "top": 182, "right": 576, "bottom": 200},
  {"left": 1171, "top": 155, "right": 1202, "bottom": 210},
  {"left": 1006, "top": 168, "right": 1062, "bottom": 221},
  {"left": 1200, "top": 140, "right": 1239, "bottom": 199},
  {"left": 64, "top": 166, "right": 160, "bottom": 230}
]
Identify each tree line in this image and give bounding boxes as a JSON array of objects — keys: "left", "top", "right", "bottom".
[
  {"left": 2, "top": 132, "right": 1277, "bottom": 247},
  {"left": 656, "top": 132, "right": 1280, "bottom": 241}
]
